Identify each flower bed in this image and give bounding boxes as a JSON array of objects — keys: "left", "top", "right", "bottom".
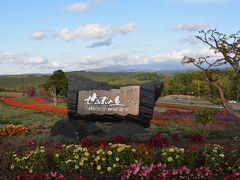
[
  {"left": 2, "top": 98, "right": 67, "bottom": 113},
  {"left": 6, "top": 143, "right": 240, "bottom": 179},
  {"left": 153, "top": 109, "right": 240, "bottom": 125},
  {"left": 0, "top": 124, "right": 29, "bottom": 140}
]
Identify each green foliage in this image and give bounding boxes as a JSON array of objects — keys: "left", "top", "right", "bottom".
[
  {"left": 193, "top": 108, "right": 218, "bottom": 128},
  {"left": 10, "top": 146, "right": 51, "bottom": 173},
  {"left": 161, "top": 147, "right": 185, "bottom": 169},
  {"left": 208, "top": 128, "right": 226, "bottom": 139},
  {"left": 33, "top": 135, "right": 75, "bottom": 146},
  {"left": 0, "top": 75, "right": 48, "bottom": 92},
  {"left": 202, "top": 144, "right": 226, "bottom": 173},
  {"left": 44, "top": 70, "right": 68, "bottom": 97}
]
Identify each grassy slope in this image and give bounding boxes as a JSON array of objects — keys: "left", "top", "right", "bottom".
[
  {"left": 0, "top": 101, "right": 67, "bottom": 127},
  {"left": 0, "top": 71, "right": 168, "bottom": 91}
]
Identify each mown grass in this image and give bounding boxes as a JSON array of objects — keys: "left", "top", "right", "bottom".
[{"left": 0, "top": 101, "right": 67, "bottom": 127}]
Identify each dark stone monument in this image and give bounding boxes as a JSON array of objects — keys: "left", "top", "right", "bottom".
[{"left": 51, "top": 76, "right": 164, "bottom": 139}]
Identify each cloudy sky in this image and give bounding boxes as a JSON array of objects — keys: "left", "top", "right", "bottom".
[{"left": 0, "top": 0, "right": 239, "bottom": 74}]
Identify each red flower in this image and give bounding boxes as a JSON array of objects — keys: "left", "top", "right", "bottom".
[{"left": 191, "top": 145, "right": 198, "bottom": 151}]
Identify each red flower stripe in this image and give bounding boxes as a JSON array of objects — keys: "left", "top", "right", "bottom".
[{"left": 3, "top": 98, "right": 67, "bottom": 113}]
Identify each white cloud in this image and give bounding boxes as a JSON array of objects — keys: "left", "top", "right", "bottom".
[
  {"left": 58, "top": 23, "right": 136, "bottom": 41},
  {"left": 32, "top": 31, "right": 46, "bottom": 40},
  {"left": 175, "top": 23, "right": 209, "bottom": 31},
  {"left": 65, "top": 2, "right": 90, "bottom": 12},
  {"left": 0, "top": 48, "right": 224, "bottom": 74},
  {"left": 31, "top": 30, "right": 52, "bottom": 40},
  {"left": 23, "top": 56, "right": 47, "bottom": 65},
  {"left": 178, "top": 36, "right": 199, "bottom": 45},
  {"left": 0, "top": 53, "right": 47, "bottom": 65}
]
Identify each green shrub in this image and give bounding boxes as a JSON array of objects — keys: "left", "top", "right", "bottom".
[
  {"left": 33, "top": 135, "right": 75, "bottom": 146},
  {"left": 208, "top": 128, "right": 225, "bottom": 139}
]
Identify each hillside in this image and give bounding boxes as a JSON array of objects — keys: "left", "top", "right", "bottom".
[{"left": 0, "top": 71, "right": 169, "bottom": 91}]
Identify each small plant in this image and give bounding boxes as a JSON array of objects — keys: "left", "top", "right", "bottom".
[
  {"left": 54, "top": 144, "right": 92, "bottom": 173},
  {"left": 161, "top": 147, "right": 185, "bottom": 169},
  {"left": 149, "top": 133, "right": 168, "bottom": 147},
  {"left": 10, "top": 146, "right": 51, "bottom": 173},
  {"left": 202, "top": 144, "right": 226, "bottom": 173},
  {"left": 193, "top": 108, "right": 218, "bottom": 135}
]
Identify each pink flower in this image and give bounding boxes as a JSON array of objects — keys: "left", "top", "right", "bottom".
[
  {"left": 133, "top": 166, "right": 140, "bottom": 175},
  {"left": 50, "top": 171, "right": 57, "bottom": 177}
]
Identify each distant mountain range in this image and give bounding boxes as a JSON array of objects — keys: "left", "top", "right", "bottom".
[{"left": 90, "top": 62, "right": 195, "bottom": 73}]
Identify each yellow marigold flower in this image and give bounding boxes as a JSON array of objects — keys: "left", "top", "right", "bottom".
[
  {"left": 55, "top": 154, "right": 59, "bottom": 158},
  {"left": 10, "top": 165, "right": 14, "bottom": 169},
  {"left": 117, "top": 148, "right": 121, "bottom": 152},
  {"left": 84, "top": 152, "right": 89, "bottom": 157},
  {"left": 180, "top": 148, "right": 184, "bottom": 153},
  {"left": 107, "top": 167, "right": 112, "bottom": 172},
  {"left": 75, "top": 165, "right": 79, "bottom": 169},
  {"left": 40, "top": 146, "right": 44, "bottom": 149},
  {"left": 96, "top": 150, "right": 100, "bottom": 154},
  {"left": 115, "top": 157, "right": 120, "bottom": 161},
  {"left": 83, "top": 148, "right": 87, "bottom": 151},
  {"left": 113, "top": 164, "right": 117, "bottom": 168},
  {"left": 29, "top": 169, "right": 33, "bottom": 174},
  {"left": 40, "top": 150, "right": 45, "bottom": 153},
  {"left": 79, "top": 161, "right": 84, "bottom": 166},
  {"left": 168, "top": 148, "right": 174, "bottom": 153},
  {"left": 134, "top": 160, "right": 138, "bottom": 163},
  {"left": 102, "top": 157, "right": 106, "bottom": 161},
  {"left": 74, "top": 155, "right": 79, "bottom": 159},
  {"left": 13, "top": 154, "right": 17, "bottom": 157},
  {"left": 107, "top": 151, "right": 112, "bottom": 155},
  {"left": 131, "top": 149, "right": 136, "bottom": 152},
  {"left": 97, "top": 165, "right": 101, "bottom": 170},
  {"left": 167, "top": 157, "right": 173, "bottom": 162}
]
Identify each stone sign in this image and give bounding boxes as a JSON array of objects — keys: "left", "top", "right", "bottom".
[
  {"left": 51, "top": 76, "right": 164, "bottom": 139},
  {"left": 77, "top": 86, "right": 140, "bottom": 116}
]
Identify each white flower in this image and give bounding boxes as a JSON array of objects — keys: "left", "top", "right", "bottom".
[
  {"left": 219, "top": 154, "right": 225, "bottom": 158},
  {"left": 167, "top": 157, "right": 173, "bottom": 162}
]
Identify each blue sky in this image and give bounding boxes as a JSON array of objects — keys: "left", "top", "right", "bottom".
[{"left": 0, "top": 0, "right": 239, "bottom": 74}]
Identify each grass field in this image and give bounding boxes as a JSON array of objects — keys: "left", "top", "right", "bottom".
[{"left": 0, "top": 100, "right": 67, "bottom": 127}]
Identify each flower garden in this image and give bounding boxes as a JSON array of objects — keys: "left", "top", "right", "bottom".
[
  {"left": 0, "top": 97, "right": 240, "bottom": 179},
  {"left": 0, "top": 123, "right": 239, "bottom": 179}
]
